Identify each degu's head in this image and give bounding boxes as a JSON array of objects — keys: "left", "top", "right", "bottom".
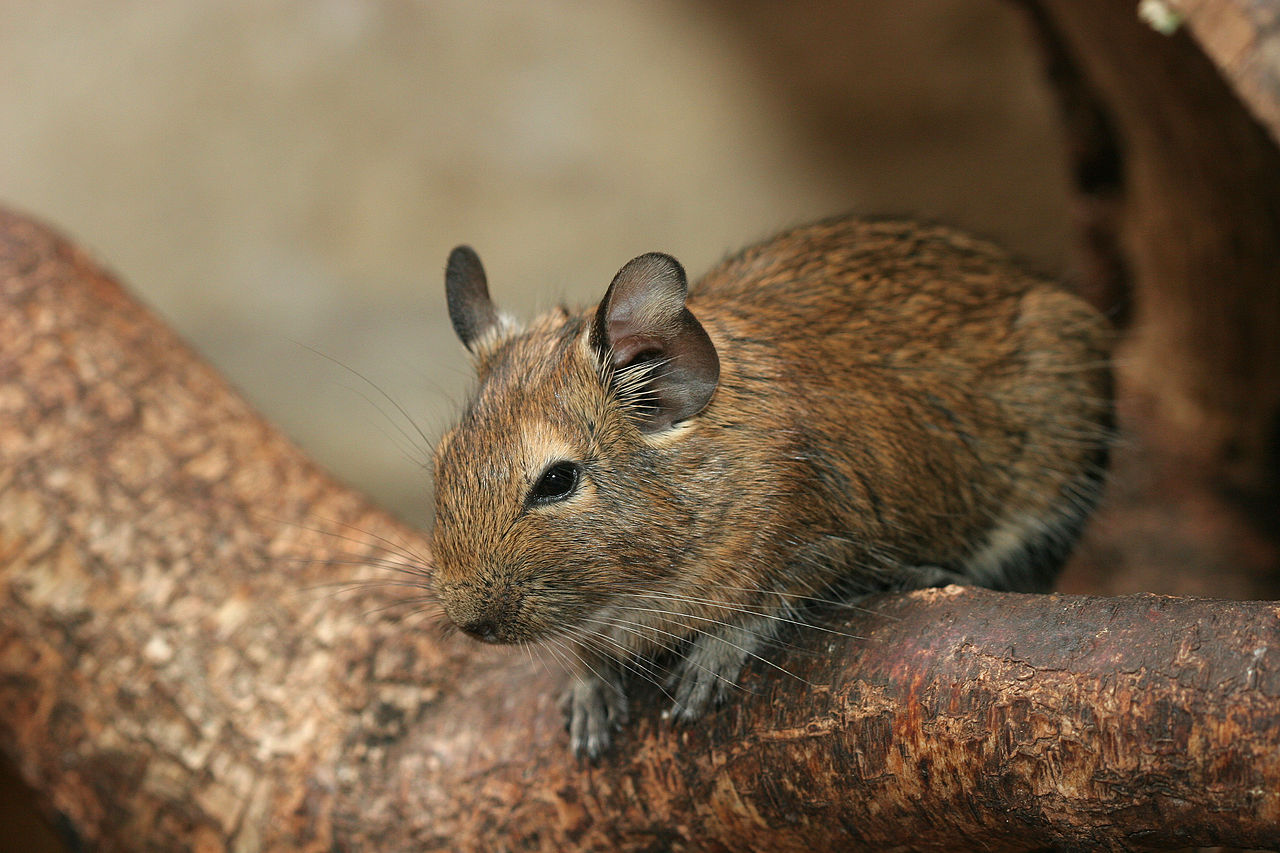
[{"left": 429, "top": 246, "right": 720, "bottom": 645}]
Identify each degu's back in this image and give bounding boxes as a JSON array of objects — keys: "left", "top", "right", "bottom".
[{"left": 683, "top": 217, "right": 1113, "bottom": 594}]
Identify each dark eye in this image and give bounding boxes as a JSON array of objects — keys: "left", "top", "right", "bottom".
[{"left": 529, "top": 461, "right": 580, "bottom": 505}]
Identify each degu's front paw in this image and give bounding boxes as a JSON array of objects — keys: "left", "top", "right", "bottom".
[
  {"left": 667, "top": 666, "right": 732, "bottom": 722},
  {"left": 562, "top": 676, "right": 628, "bottom": 760},
  {"left": 665, "top": 636, "right": 751, "bottom": 722}
]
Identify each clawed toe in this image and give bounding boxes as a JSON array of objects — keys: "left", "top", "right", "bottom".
[{"left": 566, "top": 675, "right": 627, "bottom": 760}]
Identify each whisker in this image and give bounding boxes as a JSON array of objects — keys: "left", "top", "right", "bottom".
[
  {"left": 284, "top": 556, "right": 432, "bottom": 580},
  {"left": 555, "top": 637, "right": 626, "bottom": 701},
  {"left": 588, "top": 615, "right": 746, "bottom": 696},
  {"left": 561, "top": 625, "right": 671, "bottom": 700},
  {"left": 295, "top": 578, "right": 432, "bottom": 598},
  {"left": 357, "top": 596, "right": 440, "bottom": 620},
  {"left": 608, "top": 590, "right": 869, "bottom": 642},
  {"left": 597, "top": 610, "right": 810, "bottom": 690},
  {"left": 254, "top": 509, "right": 433, "bottom": 573},
  {"left": 709, "top": 582, "right": 895, "bottom": 620},
  {"left": 291, "top": 338, "right": 436, "bottom": 461}
]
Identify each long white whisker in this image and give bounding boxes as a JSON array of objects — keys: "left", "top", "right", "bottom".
[
  {"left": 598, "top": 611, "right": 811, "bottom": 688},
  {"left": 563, "top": 624, "right": 671, "bottom": 699},
  {"left": 256, "top": 509, "right": 432, "bottom": 571},
  {"left": 588, "top": 616, "right": 743, "bottom": 694},
  {"left": 608, "top": 590, "right": 869, "bottom": 641},
  {"left": 292, "top": 339, "right": 436, "bottom": 463}
]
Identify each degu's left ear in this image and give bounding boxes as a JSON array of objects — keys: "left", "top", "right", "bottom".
[
  {"left": 445, "top": 245, "right": 498, "bottom": 351},
  {"left": 590, "top": 252, "right": 719, "bottom": 433}
]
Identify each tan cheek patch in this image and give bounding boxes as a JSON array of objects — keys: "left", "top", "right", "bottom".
[{"left": 642, "top": 417, "right": 696, "bottom": 449}]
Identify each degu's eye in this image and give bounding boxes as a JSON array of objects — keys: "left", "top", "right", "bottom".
[{"left": 529, "top": 461, "right": 581, "bottom": 505}]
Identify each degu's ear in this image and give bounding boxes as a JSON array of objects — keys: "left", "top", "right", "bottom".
[
  {"left": 445, "top": 245, "right": 498, "bottom": 351},
  {"left": 590, "top": 252, "right": 719, "bottom": 433}
]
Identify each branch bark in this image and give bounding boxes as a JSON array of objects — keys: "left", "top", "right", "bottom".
[{"left": 2, "top": 210, "right": 1280, "bottom": 850}]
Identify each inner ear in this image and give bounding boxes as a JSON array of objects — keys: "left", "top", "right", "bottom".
[
  {"left": 590, "top": 253, "right": 720, "bottom": 432},
  {"left": 445, "top": 245, "right": 498, "bottom": 351}
]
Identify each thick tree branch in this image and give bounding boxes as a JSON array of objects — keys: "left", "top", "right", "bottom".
[
  {"left": 4, "top": 4, "right": 1280, "bottom": 846},
  {"left": 2, "top": 210, "right": 1280, "bottom": 850},
  {"left": 1017, "top": 0, "right": 1280, "bottom": 606},
  {"left": 1032, "top": 0, "right": 1280, "bottom": 501}
]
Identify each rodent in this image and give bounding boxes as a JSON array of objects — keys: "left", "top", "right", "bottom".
[{"left": 429, "top": 215, "right": 1112, "bottom": 759}]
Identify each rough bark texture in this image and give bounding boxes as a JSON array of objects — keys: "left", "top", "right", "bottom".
[
  {"left": 4, "top": 0, "right": 1280, "bottom": 848},
  {"left": 0, "top": 209, "right": 423, "bottom": 850}
]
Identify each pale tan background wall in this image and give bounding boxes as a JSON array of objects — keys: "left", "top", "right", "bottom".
[{"left": 0, "top": 0, "right": 1069, "bottom": 527}]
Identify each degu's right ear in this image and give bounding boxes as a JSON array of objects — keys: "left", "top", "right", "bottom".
[
  {"left": 445, "top": 245, "right": 499, "bottom": 351},
  {"left": 590, "top": 252, "right": 720, "bottom": 433}
]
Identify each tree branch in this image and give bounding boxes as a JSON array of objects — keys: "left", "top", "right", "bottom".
[
  {"left": 1168, "top": 0, "right": 1280, "bottom": 147},
  {"left": 2, "top": 209, "right": 1279, "bottom": 849},
  {"left": 1029, "top": 0, "right": 1280, "bottom": 509}
]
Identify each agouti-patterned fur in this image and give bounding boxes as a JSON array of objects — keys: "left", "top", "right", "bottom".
[{"left": 430, "top": 216, "right": 1113, "bottom": 758}]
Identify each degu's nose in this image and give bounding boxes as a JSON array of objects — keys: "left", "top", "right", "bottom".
[
  {"left": 458, "top": 617, "right": 500, "bottom": 643},
  {"left": 444, "top": 586, "right": 521, "bottom": 644}
]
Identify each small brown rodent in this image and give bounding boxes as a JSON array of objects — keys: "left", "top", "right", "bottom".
[{"left": 430, "top": 216, "right": 1112, "bottom": 758}]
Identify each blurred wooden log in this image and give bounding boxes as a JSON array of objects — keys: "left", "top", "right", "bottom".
[
  {"left": 1023, "top": 0, "right": 1280, "bottom": 599},
  {"left": 2, "top": 210, "right": 1280, "bottom": 850}
]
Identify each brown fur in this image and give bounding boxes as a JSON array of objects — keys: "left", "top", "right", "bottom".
[{"left": 431, "top": 216, "right": 1113, "bottom": 758}]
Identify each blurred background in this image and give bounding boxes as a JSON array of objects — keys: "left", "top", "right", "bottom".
[
  {"left": 0, "top": 0, "right": 1069, "bottom": 529},
  {"left": 0, "top": 3, "right": 1077, "bottom": 847}
]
